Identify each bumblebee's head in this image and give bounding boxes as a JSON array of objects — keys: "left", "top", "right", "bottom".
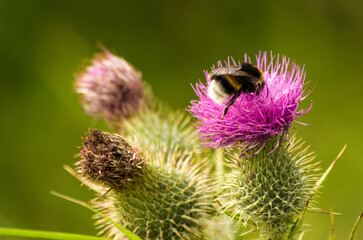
[
  {"left": 240, "top": 63, "right": 264, "bottom": 82},
  {"left": 239, "top": 63, "right": 265, "bottom": 94},
  {"left": 256, "top": 80, "right": 266, "bottom": 95}
]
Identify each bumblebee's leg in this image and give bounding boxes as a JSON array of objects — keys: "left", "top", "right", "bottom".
[
  {"left": 221, "top": 93, "right": 240, "bottom": 119},
  {"left": 257, "top": 81, "right": 268, "bottom": 97}
]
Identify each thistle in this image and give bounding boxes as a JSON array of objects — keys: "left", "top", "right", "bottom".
[
  {"left": 68, "top": 49, "right": 348, "bottom": 240},
  {"left": 188, "top": 52, "right": 318, "bottom": 239},
  {"left": 75, "top": 128, "right": 217, "bottom": 239},
  {"left": 0, "top": 47, "right": 356, "bottom": 240},
  {"left": 75, "top": 49, "right": 144, "bottom": 123},
  {"left": 188, "top": 52, "right": 311, "bottom": 152}
]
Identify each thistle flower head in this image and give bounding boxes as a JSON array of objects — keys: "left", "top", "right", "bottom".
[
  {"left": 75, "top": 128, "right": 145, "bottom": 189},
  {"left": 75, "top": 50, "right": 144, "bottom": 122},
  {"left": 188, "top": 52, "right": 311, "bottom": 152}
]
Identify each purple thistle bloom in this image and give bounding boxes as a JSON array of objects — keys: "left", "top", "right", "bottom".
[
  {"left": 188, "top": 52, "right": 311, "bottom": 152},
  {"left": 75, "top": 50, "right": 144, "bottom": 122}
]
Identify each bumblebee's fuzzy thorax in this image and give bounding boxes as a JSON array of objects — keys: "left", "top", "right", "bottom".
[{"left": 207, "top": 63, "right": 265, "bottom": 118}]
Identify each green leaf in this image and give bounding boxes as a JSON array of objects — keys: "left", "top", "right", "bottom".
[
  {"left": 51, "top": 191, "right": 142, "bottom": 240},
  {"left": 0, "top": 227, "right": 105, "bottom": 240},
  {"left": 312, "top": 145, "right": 346, "bottom": 195},
  {"left": 349, "top": 211, "right": 363, "bottom": 240}
]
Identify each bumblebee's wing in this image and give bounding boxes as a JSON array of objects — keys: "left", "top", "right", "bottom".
[
  {"left": 211, "top": 68, "right": 255, "bottom": 81},
  {"left": 226, "top": 71, "right": 255, "bottom": 78},
  {"left": 211, "top": 67, "right": 251, "bottom": 77}
]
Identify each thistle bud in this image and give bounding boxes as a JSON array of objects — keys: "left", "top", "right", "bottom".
[
  {"left": 75, "top": 50, "right": 144, "bottom": 122},
  {"left": 223, "top": 138, "right": 317, "bottom": 239}
]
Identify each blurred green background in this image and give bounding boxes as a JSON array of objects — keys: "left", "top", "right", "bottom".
[{"left": 0, "top": 0, "right": 362, "bottom": 239}]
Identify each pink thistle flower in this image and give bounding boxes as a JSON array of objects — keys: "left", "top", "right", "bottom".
[
  {"left": 75, "top": 50, "right": 144, "bottom": 122},
  {"left": 188, "top": 52, "right": 311, "bottom": 152}
]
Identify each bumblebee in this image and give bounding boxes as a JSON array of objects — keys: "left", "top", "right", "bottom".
[{"left": 208, "top": 63, "right": 265, "bottom": 119}]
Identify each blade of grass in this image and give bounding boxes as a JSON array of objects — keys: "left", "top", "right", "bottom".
[
  {"left": 0, "top": 227, "right": 105, "bottom": 240},
  {"left": 63, "top": 165, "right": 104, "bottom": 193},
  {"left": 51, "top": 191, "right": 142, "bottom": 240},
  {"left": 287, "top": 193, "right": 311, "bottom": 239},
  {"left": 319, "top": 211, "right": 341, "bottom": 215},
  {"left": 297, "top": 231, "right": 305, "bottom": 240},
  {"left": 239, "top": 228, "right": 257, "bottom": 237},
  {"left": 312, "top": 145, "right": 346, "bottom": 195},
  {"left": 329, "top": 208, "right": 335, "bottom": 240},
  {"left": 349, "top": 211, "right": 363, "bottom": 240}
]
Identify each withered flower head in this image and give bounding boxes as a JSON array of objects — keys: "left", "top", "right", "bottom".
[{"left": 76, "top": 128, "right": 145, "bottom": 189}]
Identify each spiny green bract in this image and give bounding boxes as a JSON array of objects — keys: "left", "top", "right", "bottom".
[
  {"left": 94, "top": 150, "right": 217, "bottom": 240},
  {"left": 223, "top": 138, "right": 318, "bottom": 240},
  {"left": 122, "top": 106, "right": 204, "bottom": 160},
  {"left": 118, "top": 86, "right": 207, "bottom": 163}
]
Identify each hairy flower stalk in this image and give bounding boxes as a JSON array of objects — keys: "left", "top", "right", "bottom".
[
  {"left": 75, "top": 128, "right": 217, "bottom": 239},
  {"left": 75, "top": 50, "right": 144, "bottom": 123}
]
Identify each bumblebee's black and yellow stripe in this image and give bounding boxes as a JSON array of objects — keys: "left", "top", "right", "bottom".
[{"left": 208, "top": 63, "right": 265, "bottom": 119}]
